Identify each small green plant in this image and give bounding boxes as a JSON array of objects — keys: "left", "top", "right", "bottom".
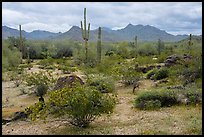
[
  {"left": 36, "top": 84, "right": 48, "bottom": 97},
  {"left": 152, "top": 68, "right": 169, "bottom": 80},
  {"left": 122, "top": 66, "right": 142, "bottom": 86},
  {"left": 87, "top": 74, "right": 115, "bottom": 93},
  {"left": 146, "top": 69, "right": 157, "bottom": 79}
]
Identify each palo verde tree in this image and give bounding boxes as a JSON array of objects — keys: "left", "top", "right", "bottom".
[
  {"left": 97, "top": 27, "right": 102, "bottom": 63},
  {"left": 80, "top": 8, "right": 90, "bottom": 63}
]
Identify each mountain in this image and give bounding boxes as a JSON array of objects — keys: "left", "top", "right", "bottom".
[
  {"left": 2, "top": 24, "right": 190, "bottom": 42},
  {"left": 2, "top": 26, "right": 27, "bottom": 39},
  {"left": 27, "top": 30, "right": 60, "bottom": 40},
  {"left": 2, "top": 26, "right": 61, "bottom": 40}
]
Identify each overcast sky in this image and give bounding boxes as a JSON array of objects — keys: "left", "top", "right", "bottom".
[{"left": 2, "top": 2, "right": 202, "bottom": 35}]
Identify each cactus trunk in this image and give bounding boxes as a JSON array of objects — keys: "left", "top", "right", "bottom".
[
  {"left": 19, "top": 25, "right": 22, "bottom": 54},
  {"left": 134, "top": 36, "right": 137, "bottom": 48},
  {"left": 134, "top": 36, "right": 137, "bottom": 57},
  {"left": 80, "top": 8, "right": 90, "bottom": 62},
  {"left": 97, "top": 27, "right": 102, "bottom": 63},
  {"left": 158, "top": 39, "right": 161, "bottom": 55},
  {"left": 188, "top": 34, "right": 193, "bottom": 53}
]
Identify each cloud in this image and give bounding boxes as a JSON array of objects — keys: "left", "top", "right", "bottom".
[
  {"left": 22, "top": 22, "right": 72, "bottom": 33},
  {"left": 2, "top": 2, "right": 202, "bottom": 35}
]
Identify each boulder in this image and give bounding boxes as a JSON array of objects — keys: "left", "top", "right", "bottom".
[{"left": 54, "top": 75, "right": 84, "bottom": 90}]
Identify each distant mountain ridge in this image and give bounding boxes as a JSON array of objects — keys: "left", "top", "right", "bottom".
[{"left": 2, "top": 24, "right": 191, "bottom": 42}]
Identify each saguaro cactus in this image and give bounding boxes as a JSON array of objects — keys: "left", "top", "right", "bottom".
[
  {"left": 157, "top": 39, "right": 162, "bottom": 55},
  {"left": 187, "top": 34, "right": 193, "bottom": 53},
  {"left": 188, "top": 34, "right": 193, "bottom": 46},
  {"left": 97, "top": 27, "right": 102, "bottom": 63},
  {"left": 80, "top": 8, "right": 90, "bottom": 62},
  {"left": 134, "top": 36, "right": 137, "bottom": 57},
  {"left": 19, "top": 25, "right": 22, "bottom": 53},
  {"left": 134, "top": 36, "right": 137, "bottom": 48}
]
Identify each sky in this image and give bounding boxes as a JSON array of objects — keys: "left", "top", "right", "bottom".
[{"left": 2, "top": 2, "right": 202, "bottom": 35}]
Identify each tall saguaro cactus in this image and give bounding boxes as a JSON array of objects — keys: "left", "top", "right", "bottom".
[
  {"left": 187, "top": 34, "right": 193, "bottom": 54},
  {"left": 157, "top": 38, "right": 162, "bottom": 55},
  {"left": 134, "top": 36, "right": 137, "bottom": 57},
  {"left": 97, "top": 27, "right": 102, "bottom": 63},
  {"left": 19, "top": 25, "right": 23, "bottom": 54},
  {"left": 80, "top": 8, "right": 90, "bottom": 62},
  {"left": 134, "top": 36, "right": 137, "bottom": 48}
]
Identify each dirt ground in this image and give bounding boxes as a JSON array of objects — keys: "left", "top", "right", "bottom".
[{"left": 2, "top": 64, "right": 202, "bottom": 135}]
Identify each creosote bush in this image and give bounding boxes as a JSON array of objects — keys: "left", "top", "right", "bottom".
[
  {"left": 87, "top": 74, "right": 115, "bottom": 93},
  {"left": 134, "top": 87, "right": 202, "bottom": 110},
  {"left": 25, "top": 84, "right": 116, "bottom": 128},
  {"left": 134, "top": 89, "right": 178, "bottom": 110},
  {"left": 24, "top": 71, "right": 56, "bottom": 96},
  {"left": 147, "top": 68, "right": 169, "bottom": 80}
]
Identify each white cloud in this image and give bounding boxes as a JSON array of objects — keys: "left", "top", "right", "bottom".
[
  {"left": 2, "top": 2, "right": 202, "bottom": 35},
  {"left": 22, "top": 22, "right": 72, "bottom": 33}
]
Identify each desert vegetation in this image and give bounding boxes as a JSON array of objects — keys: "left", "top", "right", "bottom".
[{"left": 2, "top": 7, "right": 202, "bottom": 135}]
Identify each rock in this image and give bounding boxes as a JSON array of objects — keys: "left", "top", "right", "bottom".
[
  {"left": 54, "top": 75, "right": 84, "bottom": 90},
  {"left": 164, "top": 54, "right": 192, "bottom": 67},
  {"left": 12, "top": 111, "right": 28, "bottom": 121}
]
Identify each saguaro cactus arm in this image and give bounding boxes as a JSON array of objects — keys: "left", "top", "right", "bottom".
[
  {"left": 80, "top": 21, "right": 84, "bottom": 38},
  {"left": 87, "top": 23, "right": 90, "bottom": 40}
]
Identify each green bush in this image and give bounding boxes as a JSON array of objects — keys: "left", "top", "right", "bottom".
[
  {"left": 146, "top": 69, "right": 157, "bottom": 79},
  {"left": 134, "top": 90, "right": 178, "bottom": 110},
  {"left": 152, "top": 68, "right": 169, "bottom": 80},
  {"left": 36, "top": 84, "right": 48, "bottom": 97},
  {"left": 87, "top": 74, "right": 115, "bottom": 93},
  {"left": 134, "top": 87, "right": 202, "bottom": 110},
  {"left": 2, "top": 41, "right": 22, "bottom": 72},
  {"left": 122, "top": 66, "right": 142, "bottom": 86},
  {"left": 139, "top": 100, "right": 161, "bottom": 110},
  {"left": 26, "top": 85, "right": 116, "bottom": 128},
  {"left": 24, "top": 71, "right": 56, "bottom": 96},
  {"left": 180, "top": 89, "right": 202, "bottom": 105},
  {"left": 58, "top": 66, "right": 77, "bottom": 74}
]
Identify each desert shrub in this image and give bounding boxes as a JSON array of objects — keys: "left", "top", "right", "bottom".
[
  {"left": 134, "top": 90, "right": 178, "bottom": 110},
  {"left": 2, "top": 41, "right": 22, "bottom": 72},
  {"left": 179, "top": 88, "right": 202, "bottom": 105},
  {"left": 136, "top": 100, "right": 161, "bottom": 110},
  {"left": 122, "top": 66, "right": 142, "bottom": 86},
  {"left": 7, "top": 69, "right": 25, "bottom": 87},
  {"left": 135, "top": 87, "right": 202, "bottom": 110},
  {"left": 134, "top": 55, "right": 157, "bottom": 66},
  {"left": 137, "top": 43, "right": 157, "bottom": 56},
  {"left": 24, "top": 71, "right": 56, "bottom": 96},
  {"left": 54, "top": 46, "right": 73, "bottom": 59},
  {"left": 58, "top": 66, "right": 77, "bottom": 74},
  {"left": 152, "top": 68, "right": 169, "bottom": 80},
  {"left": 87, "top": 74, "right": 115, "bottom": 93},
  {"left": 26, "top": 85, "right": 116, "bottom": 128},
  {"left": 36, "top": 84, "right": 48, "bottom": 97},
  {"left": 146, "top": 69, "right": 157, "bottom": 79},
  {"left": 37, "top": 58, "right": 55, "bottom": 67}
]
